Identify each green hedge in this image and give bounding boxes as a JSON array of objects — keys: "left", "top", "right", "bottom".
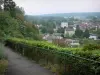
[
  {"left": 83, "top": 44, "right": 100, "bottom": 51},
  {"left": 5, "top": 38, "right": 100, "bottom": 75}
]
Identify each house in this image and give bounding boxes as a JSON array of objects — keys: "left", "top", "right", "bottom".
[
  {"left": 53, "top": 33, "right": 63, "bottom": 40},
  {"left": 69, "top": 40, "right": 80, "bottom": 47},
  {"left": 65, "top": 39, "right": 80, "bottom": 47},
  {"left": 89, "top": 34, "right": 98, "bottom": 40},
  {"left": 80, "top": 23, "right": 88, "bottom": 31},
  {"left": 68, "top": 25, "right": 74, "bottom": 28},
  {"left": 61, "top": 22, "right": 68, "bottom": 28},
  {"left": 52, "top": 38, "right": 80, "bottom": 47},
  {"left": 53, "top": 39, "right": 67, "bottom": 47},
  {"left": 35, "top": 24, "right": 42, "bottom": 29},
  {"left": 73, "top": 21, "right": 81, "bottom": 25},
  {"left": 65, "top": 39, "right": 73, "bottom": 44},
  {"left": 64, "top": 27, "right": 75, "bottom": 37},
  {"left": 43, "top": 34, "right": 63, "bottom": 43},
  {"left": 43, "top": 34, "right": 49, "bottom": 40}
]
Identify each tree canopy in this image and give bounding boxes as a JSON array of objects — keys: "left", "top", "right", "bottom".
[
  {"left": 75, "top": 25, "right": 83, "bottom": 38},
  {"left": 0, "top": 0, "right": 41, "bottom": 40},
  {"left": 83, "top": 29, "right": 90, "bottom": 38}
]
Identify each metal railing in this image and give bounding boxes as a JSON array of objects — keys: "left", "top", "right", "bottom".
[{"left": 7, "top": 42, "right": 100, "bottom": 75}]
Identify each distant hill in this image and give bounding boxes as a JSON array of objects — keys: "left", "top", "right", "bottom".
[{"left": 37, "top": 12, "right": 100, "bottom": 18}]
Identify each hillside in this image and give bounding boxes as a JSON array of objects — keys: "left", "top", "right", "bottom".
[
  {"left": 36, "top": 12, "right": 100, "bottom": 18},
  {"left": 0, "top": 1, "right": 41, "bottom": 40}
]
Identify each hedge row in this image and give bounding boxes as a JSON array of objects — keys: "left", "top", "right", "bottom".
[
  {"left": 5, "top": 38, "right": 100, "bottom": 75},
  {"left": 83, "top": 44, "right": 100, "bottom": 51}
]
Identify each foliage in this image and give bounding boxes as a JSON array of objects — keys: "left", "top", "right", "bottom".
[
  {"left": 79, "top": 39, "right": 100, "bottom": 45},
  {"left": 74, "top": 26, "right": 90, "bottom": 39},
  {"left": 0, "top": 12, "right": 23, "bottom": 39},
  {"left": 0, "top": 0, "right": 41, "bottom": 40},
  {"left": 40, "top": 26, "right": 48, "bottom": 33},
  {"left": 15, "top": 6, "right": 25, "bottom": 15},
  {"left": 88, "top": 16, "right": 99, "bottom": 23},
  {"left": 4, "top": 0, "right": 16, "bottom": 17},
  {"left": 83, "top": 44, "right": 100, "bottom": 51},
  {"left": 57, "top": 27, "right": 65, "bottom": 33},
  {"left": 0, "top": 0, "right": 3, "bottom": 10},
  {"left": 83, "top": 29, "right": 90, "bottom": 38},
  {"left": 0, "top": 44, "right": 8, "bottom": 75},
  {"left": 75, "top": 25, "right": 83, "bottom": 38},
  {"left": 92, "top": 29, "right": 100, "bottom": 39},
  {"left": 0, "top": 0, "right": 3, "bottom": 5},
  {"left": 0, "top": 60, "right": 8, "bottom": 75},
  {"left": 25, "top": 15, "right": 67, "bottom": 34},
  {"left": 5, "top": 38, "right": 100, "bottom": 75},
  {"left": 0, "top": 44, "right": 4, "bottom": 59}
]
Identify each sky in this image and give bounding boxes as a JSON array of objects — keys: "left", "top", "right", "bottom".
[{"left": 14, "top": 0, "right": 100, "bottom": 15}]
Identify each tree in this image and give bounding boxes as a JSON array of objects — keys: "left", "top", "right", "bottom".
[
  {"left": 16, "top": 7, "right": 25, "bottom": 22},
  {"left": 0, "top": 1, "right": 41, "bottom": 40},
  {"left": 4, "top": 0, "right": 16, "bottom": 17},
  {"left": 47, "top": 28, "right": 54, "bottom": 34},
  {"left": 57, "top": 27, "right": 65, "bottom": 33},
  {"left": 88, "top": 16, "right": 98, "bottom": 23},
  {"left": 0, "top": 12, "right": 23, "bottom": 38},
  {"left": 75, "top": 25, "right": 83, "bottom": 38},
  {"left": 15, "top": 6, "right": 25, "bottom": 15},
  {"left": 93, "top": 29, "right": 100, "bottom": 39},
  {"left": 0, "top": 0, "right": 3, "bottom": 11},
  {"left": 40, "top": 27, "right": 48, "bottom": 33},
  {"left": 83, "top": 29, "right": 90, "bottom": 38}
]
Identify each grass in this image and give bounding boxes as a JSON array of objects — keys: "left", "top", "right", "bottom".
[
  {"left": 0, "top": 44, "right": 4, "bottom": 59},
  {"left": 0, "top": 60, "right": 8, "bottom": 75},
  {"left": 90, "top": 50, "right": 100, "bottom": 56},
  {"left": 0, "top": 43, "right": 8, "bottom": 75}
]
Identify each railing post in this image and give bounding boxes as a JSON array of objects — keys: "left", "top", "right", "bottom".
[{"left": 23, "top": 48, "right": 24, "bottom": 56}]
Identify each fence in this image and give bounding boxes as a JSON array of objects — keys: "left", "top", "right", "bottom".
[{"left": 6, "top": 41, "right": 100, "bottom": 75}]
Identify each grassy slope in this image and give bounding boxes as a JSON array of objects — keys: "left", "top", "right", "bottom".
[{"left": 0, "top": 44, "right": 8, "bottom": 74}]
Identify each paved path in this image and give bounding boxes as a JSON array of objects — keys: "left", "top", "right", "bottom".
[{"left": 4, "top": 47, "right": 54, "bottom": 75}]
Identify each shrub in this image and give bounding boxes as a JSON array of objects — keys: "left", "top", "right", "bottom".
[
  {"left": 0, "top": 60, "right": 8, "bottom": 75},
  {"left": 0, "top": 44, "right": 8, "bottom": 75},
  {"left": 83, "top": 44, "right": 100, "bottom": 51},
  {"left": 0, "top": 44, "right": 5, "bottom": 59},
  {"left": 5, "top": 38, "right": 100, "bottom": 75}
]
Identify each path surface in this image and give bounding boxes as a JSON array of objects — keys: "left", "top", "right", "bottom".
[{"left": 4, "top": 47, "right": 54, "bottom": 75}]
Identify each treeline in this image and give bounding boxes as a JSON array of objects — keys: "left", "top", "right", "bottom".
[
  {"left": 0, "top": 0, "right": 41, "bottom": 40},
  {"left": 25, "top": 16, "right": 66, "bottom": 34},
  {"left": 25, "top": 15, "right": 79, "bottom": 34}
]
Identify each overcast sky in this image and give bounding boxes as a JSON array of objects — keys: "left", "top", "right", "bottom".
[{"left": 14, "top": 0, "right": 100, "bottom": 15}]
